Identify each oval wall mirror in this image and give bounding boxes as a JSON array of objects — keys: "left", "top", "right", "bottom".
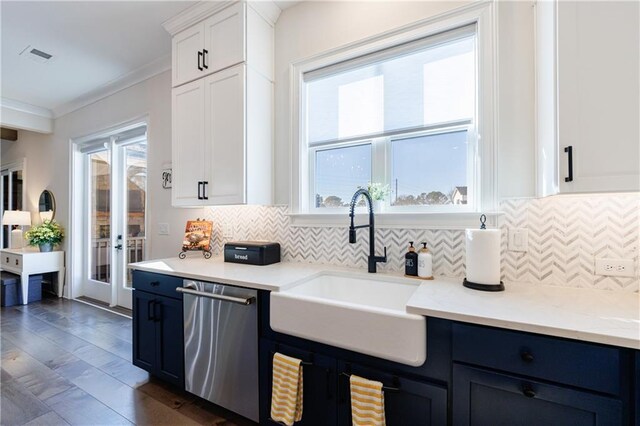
[{"left": 39, "top": 190, "right": 56, "bottom": 221}]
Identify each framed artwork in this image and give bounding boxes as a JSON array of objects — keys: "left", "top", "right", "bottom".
[{"left": 179, "top": 219, "right": 213, "bottom": 259}]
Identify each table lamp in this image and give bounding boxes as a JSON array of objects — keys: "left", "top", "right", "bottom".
[{"left": 2, "top": 210, "right": 32, "bottom": 249}]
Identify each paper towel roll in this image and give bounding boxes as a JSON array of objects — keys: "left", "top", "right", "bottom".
[{"left": 465, "top": 229, "right": 501, "bottom": 285}]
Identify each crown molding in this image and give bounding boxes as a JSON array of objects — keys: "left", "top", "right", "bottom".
[
  {"left": 0, "top": 98, "right": 53, "bottom": 133},
  {"left": 248, "top": 1, "right": 282, "bottom": 26},
  {"left": 0, "top": 98, "right": 53, "bottom": 118},
  {"left": 162, "top": 0, "right": 281, "bottom": 36},
  {"left": 162, "top": 1, "right": 235, "bottom": 35},
  {"left": 52, "top": 54, "right": 172, "bottom": 119}
]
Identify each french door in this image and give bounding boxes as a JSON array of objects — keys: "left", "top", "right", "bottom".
[
  {"left": 82, "top": 127, "right": 147, "bottom": 309},
  {"left": 1, "top": 161, "right": 25, "bottom": 249}
]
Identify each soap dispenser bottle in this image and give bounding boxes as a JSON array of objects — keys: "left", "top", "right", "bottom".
[
  {"left": 418, "top": 242, "right": 433, "bottom": 280},
  {"left": 405, "top": 242, "right": 418, "bottom": 276}
]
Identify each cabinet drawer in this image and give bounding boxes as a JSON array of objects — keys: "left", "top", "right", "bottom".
[
  {"left": 452, "top": 364, "right": 622, "bottom": 426},
  {"left": 452, "top": 323, "right": 620, "bottom": 395},
  {"left": 2, "top": 253, "right": 21, "bottom": 270},
  {"left": 132, "top": 271, "right": 183, "bottom": 300}
]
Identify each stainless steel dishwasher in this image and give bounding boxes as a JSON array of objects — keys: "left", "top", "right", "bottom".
[{"left": 177, "top": 280, "right": 259, "bottom": 422}]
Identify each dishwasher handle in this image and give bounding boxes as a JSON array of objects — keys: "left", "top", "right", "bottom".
[{"left": 176, "top": 286, "right": 255, "bottom": 305}]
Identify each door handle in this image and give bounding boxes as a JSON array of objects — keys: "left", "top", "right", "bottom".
[
  {"left": 202, "top": 49, "right": 208, "bottom": 69},
  {"left": 147, "top": 300, "right": 155, "bottom": 321},
  {"left": 114, "top": 244, "right": 123, "bottom": 251},
  {"left": 564, "top": 146, "right": 573, "bottom": 182},
  {"left": 197, "top": 50, "right": 203, "bottom": 71},
  {"left": 197, "top": 181, "right": 203, "bottom": 200},
  {"left": 176, "top": 287, "right": 255, "bottom": 305},
  {"left": 203, "top": 181, "right": 208, "bottom": 200}
]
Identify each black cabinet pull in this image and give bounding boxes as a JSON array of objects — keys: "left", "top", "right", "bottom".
[
  {"left": 154, "top": 301, "right": 162, "bottom": 322},
  {"left": 564, "top": 146, "right": 573, "bottom": 182},
  {"left": 203, "top": 181, "right": 209, "bottom": 200},
  {"left": 147, "top": 300, "right": 155, "bottom": 321},
  {"left": 202, "top": 49, "right": 209, "bottom": 69},
  {"left": 197, "top": 181, "right": 203, "bottom": 200},
  {"left": 15, "top": 259, "right": 19, "bottom": 266},
  {"left": 150, "top": 281, "right": 160, "bottom": 287},
  {"left": 520, "top": 351, "right": 534, "bottom": 363},
  {"left": 326, "top": 369, "right": 332, "bottom": 400},
  {"left": 522, "top": 384, "right": 536, "bottom": 398},
  {"left": 5, "top": 257, "right": 8, "bottom": 263},
  {"left": 197, "top": 50, "right": 203, "bottom": 71}
]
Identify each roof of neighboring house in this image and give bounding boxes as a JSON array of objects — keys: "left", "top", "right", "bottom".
[{"left": 454, "top": 186, "right": 467, "bottom": 196}]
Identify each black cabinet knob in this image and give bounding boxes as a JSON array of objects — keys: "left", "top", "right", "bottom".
[
  {"left": 522, "top": 384, "right": 536, "bottom": 398},
  {"left": 520, "top": 351, "right": 534, "bottom": 363}
]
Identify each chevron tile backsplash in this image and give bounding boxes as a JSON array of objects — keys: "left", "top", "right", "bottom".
[{"left": 204, "top": 194, "right": 639, "bottom": 291}]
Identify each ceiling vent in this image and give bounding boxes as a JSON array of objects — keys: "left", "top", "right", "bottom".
[{"left": 18, "top": 45, "right": 54, "bottom": 64}]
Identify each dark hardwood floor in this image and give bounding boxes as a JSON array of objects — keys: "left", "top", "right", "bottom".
[{"left": 1, "top": 296, "right": 255, "bottom": 426}]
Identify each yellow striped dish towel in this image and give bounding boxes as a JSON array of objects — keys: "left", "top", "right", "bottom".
[
  {"left": 270, "top": 352, "right": 303, "bottom": 426},
  {"left": 350, "top": 374, "right": 386, "bottom": 426}
]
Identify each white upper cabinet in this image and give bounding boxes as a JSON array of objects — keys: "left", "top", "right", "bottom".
[
  {"left": 171, "top": 79, "right": 207, "bottom": 207},
  {"left": 202, "top": 3, "right": 245, "bottom": 77},
  {"left": 171, "top": 3, "right": 245, "bottom": 88},
  {"left": 165, "top": 1, "right": 279, "bottom": 206},
  {"left": 536, "top": 1, "right": 639, "bottom": 195}
]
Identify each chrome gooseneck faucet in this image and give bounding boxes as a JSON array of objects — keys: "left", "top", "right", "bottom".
[{"left": 348, "top": 188, "right": 387, "bottom": 273}]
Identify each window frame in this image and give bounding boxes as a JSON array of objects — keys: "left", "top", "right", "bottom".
[{"left": 289, "top": 1, "right": 497, "bottom": 228}]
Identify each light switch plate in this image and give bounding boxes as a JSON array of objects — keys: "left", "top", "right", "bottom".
[
  {"left": 508, "top": 228, "right": 528, "bottom": 252},
  {"left": 222, "top": 224, "right": 234, "bottom": 239},
  {"left": 158, "top": 223, "right": 169, "bottom": 235}
]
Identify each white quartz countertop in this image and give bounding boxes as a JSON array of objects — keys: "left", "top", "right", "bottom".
[
  {"left": 130, "top": 256, "right": 639, "bottom": 350},
  {"left": 129, "top": 256, "right": 330, "bottom": 291},
  {"left": 406, "top": 278, "right": 640, "bottom": 350}
]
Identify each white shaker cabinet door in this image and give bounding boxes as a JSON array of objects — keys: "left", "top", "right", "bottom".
[
  {"left": 172, "top": 23, "right": 205, "bottom": 87},
  {"left": 202, "top": 3, "right": 245, "bottom": 75},
  {"left": 204, "top": 65, "right": 246, "bottom": 205},
  {"left": 557, "top": 1, "right": 639, "bottom": 193},
  {"left": 172, "top": 79, "right": 206, "bottom": 207}
]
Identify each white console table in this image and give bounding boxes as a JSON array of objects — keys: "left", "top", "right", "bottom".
[{"left": 0, "top": 248, "right": 65, "bottom": 304}]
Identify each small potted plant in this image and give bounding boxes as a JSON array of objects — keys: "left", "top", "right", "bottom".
[
  {"left": 366, "top": 182, "right": 390, "bottom": 212},
  {"left": 25, "top": 219, "right": 64, "bottom": 252}
]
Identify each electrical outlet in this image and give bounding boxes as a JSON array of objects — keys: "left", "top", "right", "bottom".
[
  {"left": 158, "top": 223, "right": 169, "bottom": 235},
  {"left": 595, "top": 258, "right": 635, "bottom": 277},
  {"left": 508, "top": 228, "right": 528, "bottom": 252}
]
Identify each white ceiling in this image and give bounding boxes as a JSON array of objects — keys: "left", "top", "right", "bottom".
[{"left": 1, "top": 1, "right": 196, "bottom": 117}]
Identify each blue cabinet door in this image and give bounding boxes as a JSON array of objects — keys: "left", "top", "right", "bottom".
[
  {"left": 155, "top": 295, "right": 184, "bottom": 387},
  {"left": 132, "top": 290, "right": 157, "bottom": 374},
  {"left": 260, "top": 340, "right": 337, "bottom": 426},
  {"left": 337, "top": 362, "right": 447, "bottom": 426},
  {"left": 452, "top": 364, "right": 622, "bottom": 426}
]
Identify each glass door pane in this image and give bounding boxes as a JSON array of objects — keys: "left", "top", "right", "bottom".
[
  {"left": 124, "top": 141, "right": 147, "bottom": 287},
  {"left": 89, "top": 151, "right": 111, "bottom": 284}
]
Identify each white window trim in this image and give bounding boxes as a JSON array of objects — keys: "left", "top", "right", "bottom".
[{"left": 289, "top": 0, "right": 498, "bottom": 228}]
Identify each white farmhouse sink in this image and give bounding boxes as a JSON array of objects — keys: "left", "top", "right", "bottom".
[{"left": 270, "top": 272, "right": 426, "bottom": 366}]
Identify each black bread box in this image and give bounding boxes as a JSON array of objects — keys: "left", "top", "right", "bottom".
[{"left": 224, "top": 241, "right": 281, "bottom": 266}]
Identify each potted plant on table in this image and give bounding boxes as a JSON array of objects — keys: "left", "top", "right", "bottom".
[{"left": 25, "top": 219, "right": 64, "bottom": 252}]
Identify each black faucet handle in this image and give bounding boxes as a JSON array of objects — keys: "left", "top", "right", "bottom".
[{"left": 382, "top": 246, "right": 387, "bottom": 261}]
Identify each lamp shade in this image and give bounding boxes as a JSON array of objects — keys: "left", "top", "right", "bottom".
[{"left": 2, "top": 210, "right": 32, "bottom": 226}]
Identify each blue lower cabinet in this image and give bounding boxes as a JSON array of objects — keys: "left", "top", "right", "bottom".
[
  {"left": 337, "top": 362, "right": 447, "bottom": 426},
  {"left": 132, "top": 271, "right": 184, "bottom": 388},
  {"left": 260, "top": 340, "right": 337, "bottom": 425},
  {"left": 452, "top": 364, "right": 623, "bottom": 426}
]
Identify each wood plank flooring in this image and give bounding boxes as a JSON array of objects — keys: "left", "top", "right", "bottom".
[{"left": 1, "top": 297, "right": 255, "bottom": 426}]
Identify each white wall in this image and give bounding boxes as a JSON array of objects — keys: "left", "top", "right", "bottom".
[
  {"left": 1, "top": 71, "right": 203, "bottom": 272},
  {"left": 273, "top": 0, "right": 536, "bottom": 204}
]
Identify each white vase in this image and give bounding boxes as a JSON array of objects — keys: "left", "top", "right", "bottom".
[{"left": 373, "top": 200, "right": 384, "bottom": 213}]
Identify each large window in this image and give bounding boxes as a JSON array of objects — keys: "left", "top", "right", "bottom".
[{"left": 304, "top": 24, "right": 477, "bottom": 213}]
